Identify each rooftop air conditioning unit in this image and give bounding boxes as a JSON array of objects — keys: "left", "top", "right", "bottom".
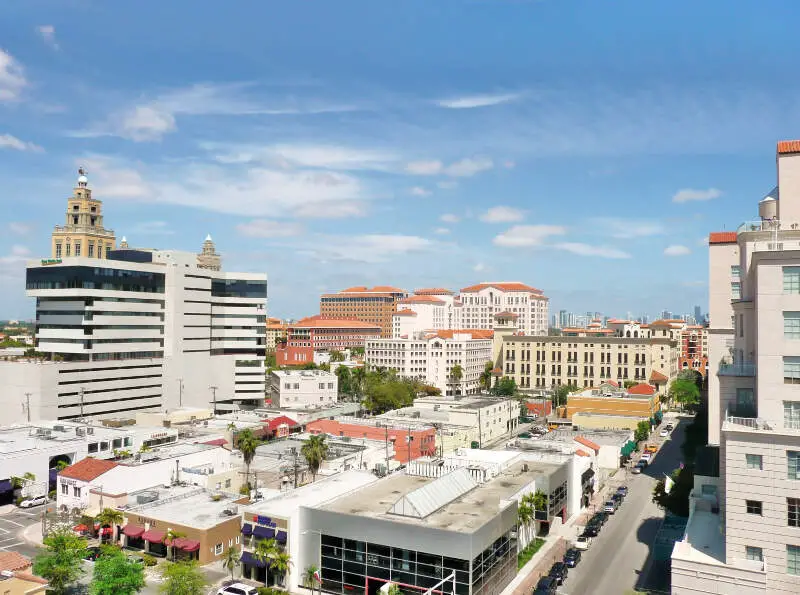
[
  {"left": 136, "top": 491, "right": 159, "bottom": 504},
  {"left": 76, "top": 428, "right": 85, "bottom": 437},
  {"left": 53, "top": 425, "right": 66, "bottom": 432},
  {"left": 86, "top": 427, "right": 94, "bottom": 435}
]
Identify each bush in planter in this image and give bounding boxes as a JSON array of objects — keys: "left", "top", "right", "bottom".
[
  {"left": 48, "top": 489, "right": 56, "bottom": 500},
  {"left": 141, "top": 553, "right": 157, "bottom": 567}
]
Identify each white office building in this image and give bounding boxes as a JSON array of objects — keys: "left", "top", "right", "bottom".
[
  {"left": 270, "top": 370, "right": 338, "bottom": 409},
  {"left": 459, "top": 282, "right": 549, "bottom": 336}
]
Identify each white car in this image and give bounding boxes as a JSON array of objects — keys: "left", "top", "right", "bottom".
[
  {"left": 640, "top": 452, "right": 653, "bottom": 463},
  {"left": 19, "top": 495, "right": 47, "bottom": 508},
  {"left": 574, "top": 535, "right": 592, "bottom": 550},
  {"left": 659, "top": 429, "right": 670, "bottom": 437},
  {"left": 217, "top": 585, "right": 258, "bottom": 595}
]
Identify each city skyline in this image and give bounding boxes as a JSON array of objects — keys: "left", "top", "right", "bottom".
[{"left": 2, "top": 1, "right": 800, "bottom": 319}]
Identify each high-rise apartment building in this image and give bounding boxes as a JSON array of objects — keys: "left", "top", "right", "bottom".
[
  {"left": 320, "top": 286, "right": 408, "bottom": 337},
  {"left": 458, "top": 282, "right": 549, "bottom": 335},
  {"left": 672, "top": 142, "right": 800, "bottom": 595},
  {"left": 391, "top": 288, "right": 461, "bottom": 338}
]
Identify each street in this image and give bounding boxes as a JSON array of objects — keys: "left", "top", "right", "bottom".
[
  {"left": 0, "top": 505, "right": 43, "bottom": 559},
  {"left": 560, "top": 417, "right": 686, "bottom": 595}
]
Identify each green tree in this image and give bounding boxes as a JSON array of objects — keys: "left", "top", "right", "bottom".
[
  {"left": 301, "top": 434, "right": 329, "bottom": 481},
  {"left": 236, "top": 429, "right": 260, "bottom": 490},
  {"left": 11, "top": 471, "right": 36, "bottom": 489},
  {"left": 270, "top": 550, "right": 292, "bottom": 588},
  {"left": 96, "top": 507, "right": 124, "bottom": 543},
  {"left": 634, "top": 420, "right": 651, "bottom": 443},
  {"left": 222, "top": 545, "right": 240, "bottom": 582},
  {"left": 449, "top": 364, "right": 464, "bottom": 395},
  {"left": 301, "top": 362, "right": 318, "bottom": 370},
  {"left": 516, "top": 501, "right": 534, "bottom": 545},
  {"left": 302, "top": 565, "right": 320, "bottom": 592},
  {"left": 491, "top": 376, "right": 517, "bottom": 397},
  {"left": 54, "top": 459, "right": 70, "bottom": 471},
  {"left": 335, "top": 365, "right": 352, "bottom": 397},
  {"left": 253, "top": 539, "right": 278, "bottom": 585},
  {"left": 623, "top": 380, "right": 637, "bottom": 389},
  {"left": 330, "top": 350, "right": 346, "bottom": 362},
  {"left": 159, "top": 561, "right": 207, "bottom": 595},
  {"left": 479, "top": 362, "right": 494, "bottom": 391},
  {"left": 669, "top": 378, "right": 701, "bottom": 411},
  {"left": 32, "top": 527, "right": 87, "bottom": 595},
  {"left": 90, "top": 547, "right": 145, "bottom": 595},
  {"left": 165, "top": 529, "right": 186, "bottom": 562},
  {"left": 387, "top": 584, "right": 401, "bottom": 595},
  {"left": 553, "top": 385, "right": 571, "bottom": 407}
]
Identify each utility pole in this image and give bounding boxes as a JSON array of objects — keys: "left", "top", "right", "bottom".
[
  {"left": 178, "top": 378, "right": 184, "bottom": 408},
  {"left": 23, "top": 393, "right": 31, "bottom": 423},
  {"left": 384, "top": 426, "right": 389, "bottom": 474},
  {"left": 209, "top": 385, "right": 218, "bottom": 414},
  {"left": 79, "top": 387, "right": 85, "bottom": 420},
  {"left": 292, "top": 447, "right": 298, "bottom": 489},
  {"left": 407, "top": 427, "right": 412, "bottom": 464}
]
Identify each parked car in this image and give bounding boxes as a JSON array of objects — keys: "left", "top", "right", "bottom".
[
  {"left": 603, "top": 500, "right": 617, "bottom": 514},
  {"left": 564, "top": 547, "right": 582, "bottom": 568},
  {"left": 591, "top": 511, "right": 609, "bottom": 525},
  {"left": 660, "top": 428, "right": 670, "bottom": 437},
  {"left": 616, "top": 485, "right": 629, "bottom": 497},
  {"left": 574, "top": 535, "right": 592, "bottom": 550},
  {"left": 84, "top": 546, "right": 102, "bottom": 562},
  {"left": 532, "top": 576, "right": 558, "bottom": 595},
  {"left": 611, "top": 493, "right": 624, "bottom": 507},
  {"left": 548, "top": 561, "right": 569, "bottom": 585},
  {"left": 217, "top": 585, "right": 259, "bottom": 595},
  {"left": 633, "top": 460, "right": 647, "bottom": 474},
  {"left": 518, "top": 432, "right": 533, "bottom": 439},
  {"left": 641, "top": 452, "right": 653, "bottom": 462},
  {"left": 665, "top": 423, "right": 674, "bottom": 431},
  {"left": 19, "top": 495, "right": 47, "bottom": 508},
  {"left": 582, "top": 524, "right": 599, "bottom": 537},
  {"left": 645, "top": 444, "right": 658, "bottom": 454}
]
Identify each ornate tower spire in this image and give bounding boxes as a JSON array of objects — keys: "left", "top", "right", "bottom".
[{"left": 197, "top": 234, "right": 221, "bottom": 271}]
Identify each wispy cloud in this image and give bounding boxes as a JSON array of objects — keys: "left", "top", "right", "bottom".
[
  {"left": 410, "top": 186, "right": 431, "bottom": 197},
  {"left": 554, "top": 242, "right": 631, "bottom": 259},
  {"left": 493, "top": 225, "right": 566, "bottom": 247},
  {"left": 236, "top": 219, "right": 304, "bottom": 238},
  {"left": 592, "top": 217, "right": 664, "bottom": 238},
  {"left": 473, "top": 262, "right": 486, "bottom": 272},
  {"left": 406, "top": 160, "right": 443, "bottom": 175},
  {"left": 299, "top": 234, "right": 433, "bottom": 263},
  {"left": 436, "top": 92, "right": 521, "bottom": 109},
  {"left": 444, "top": 157, "right": 493, "bottom": 177},
  {"left": 205, "top": 143, "right": 397, "bottom": 172},
  {"left": 130, "top": 221, "right": 174, "bottom": 235},
  {"left": 672, "top": 188, "right": 722, "bottom": 203},
  {"left": 0, "top": 134, "right": 43, "bottom": 152},
  {"left": 0, "top": 245, "right": 30, "bottom": 281},
  {"left": 36, "top": 25, "right": 59, "bottom": 50},
  {"left": 480, "top": 206, "right": 525, "bottom": 223},
  {"left": 0, "top": 50, "right": 26, "bottom": 101},
  {"left": 8, "top": 222, "right": 32, "bottom": 235},
  {"left": 433, "top": 227, "right": 450, "bottom": 235},
  {"left": 440, "top": 213, "right": 460, "bottom": 224},
  {"left": 664, "top": 244, "right": 691, "bottom": 256}
]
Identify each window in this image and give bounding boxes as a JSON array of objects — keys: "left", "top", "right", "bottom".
[
  {"left": 55, "top": 243, "right": 62, "bottom": 258},
  {"left": 88, "top": 242, "right": 95, "bottom": 258},
  {"left": 785, "top": 401, "right": 800, "bottom": 429},
  {"left": 105, "top": 245, "right": 110, "bottom": 258},
  {"left": 789, "top": 451, "right": 800, "bottom": 480},
  {"left": 328, "top": 382, "right": 334, "bottom": 389},
  {"left": 746, "top": 454, "right": 763, "bottom": 470},
  {"left": 66, "top": 243, "right": 71, "bottom": 257},
  {"left": 74, "top": 242, "right": 81, "bottom": 257},
  {"left": 735, "top": 388, "right": 755, "bottom": 416},
  {"left": 214, "top": 543, "right": 223, "bottom": 555},
  {"left": 788, "top": 545, "right": 800, "bottom": 576},
  {"left": 284, "top": 383, "right": 290, "bottom": 390},
  {"left": 785, "top": 358, "right": 800, "bottom": 385},
  {"left": 319, "top": 383, "right": 325, "bottom": 390},
  {"left": 786, "top": 313, "right": 800, "bottom": 339},
  {"left": 731, "top": 265, "right": 741, "bottom": 279},
  {"left": 61, "top": 483, "right": 68, "bottom": 495},
  {"left": 731, "top": 282, "right": 742, "bottom": 300},
  {"left": 73, "top": 486, "right": 81, "bottom": 498},
  {"left": 786, "top": 267, "right": 800, "bottom": 294},
  {"left": 225, "top": 478, "right": 231, "bottom": 488},
  {"left": 738, "top": 314, "right": 744, "bottom": 337},
  {"left": 745, "top": 546, "right": 763, "bottom": 562},
  {"left": 746, "top": 500, "right": 762, "bottom": 515},
  {"left": 789, "top": 498, "right": 800, "bottom": 527}
]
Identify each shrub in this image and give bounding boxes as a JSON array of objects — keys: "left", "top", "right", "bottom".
[
  {"left": 14, "top": 496, "right": 23, "bottom": 506},
  {"left": 48, "top": 489, "right": 56, "bottom": 500},
  {"left": 141, "top": 553, "right": 157, "bottom": 567}
]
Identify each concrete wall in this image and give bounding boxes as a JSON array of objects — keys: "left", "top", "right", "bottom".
[
  {"left": 571, "top": 413, "right": 641, "bottom": 431},
  {"left": 671, "top": 551, "right": 767, "bottom": 595}
]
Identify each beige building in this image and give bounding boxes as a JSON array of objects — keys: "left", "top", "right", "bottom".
[
  {"left": 50, "top": 168, "right": 116, "bottom": 259},
  {"left": 672, "top": 141, "right": 800, "bottom": 595},
  {"left": 320, "top": 286, "right": 408, "bottom": 337}
]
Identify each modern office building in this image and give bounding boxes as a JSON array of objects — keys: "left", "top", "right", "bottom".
[
  {"left": 320, "top": 287, "right": 409, "bottom": 337},
  {"left": 458, "top": 282, "right": 549, "bottom": 336},
  {"left": 671, "top": 141, "right": 800, "bottom": 594},
  {"left": 270, "top": 369, "right": 338, "bottom": 409}
]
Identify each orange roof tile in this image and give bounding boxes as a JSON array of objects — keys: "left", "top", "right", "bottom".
[
  {"left": 460, "top": 282, "right": 542, "bottom": 294},
  {"left": 708, "top": 231, "right": 737, "bottom": 244},
  {"left": 392, "top": 310, "right": 417, "bottom": 317},
  {"left": 341, "top": 286, "right": 368, "bottom": 292},
  {"left": 650, "top": 370, "right": 668, "bottom": 382},
  {"left": 399, "top": 295, "right": 445, "bottom": 305},
  {"left": 576, "top": 449, "right": 591, "bottom": 457},
  {"left": 59, "top": 458, "right": 118, "bottom": 482},
  {"left": 627, "top": 383, "right": 656, "bottom": 396},
  {"left": 292, "top": 315, "right": 382, "bottom": 330},
  {"left": 414, "top": 288, "right": 454, "bottom": 296},
  {"left": 12, "top": 572, "right": 49, "bottom": 585},
  {"left": 777, "top": 140, "right": 800, "bottom": 154},
  {"left": 574, "top": 436, "right": 600, "bottom": 452},
  {"left": 430, "top": 329, "right": 494, "bottom": 340},
  {"left": 0, "top": 551, "right": 32, "bottom": 572},
  {"left": 607, "top": 319, "right": 631, "bottom": 324}
]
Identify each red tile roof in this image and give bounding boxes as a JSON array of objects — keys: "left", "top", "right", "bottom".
[
  {"left": 337, "top": 285, "right": 406, "bottom": 294},
  {"left": 429, "top": 329, "right": 494, "bottom": 340},
  {"left": 777, "top": 140, "right": 800, "bottom": 154},
  {"left": 604, "top": 380, "right": 619, "bottom": 388},
  {"left": 576, "top": 449, "right": 591, "bottom": 457},
  {"left": 12, "top": 572, "right": 49, "bottom": 585},
  {"left": 460, "top": 282, "right": 542, "bottom": 294},
  {"left": 574, "top": 436, "right": 600, "bottom": 452},
  {"left": 708, "top": 231, "right": 737, "bottom": 245},
  {"left": 392, "top": 310, "right": 417, "bottom": 317},
  {"left": 414, "top": 288, "right": 454, "bottom": 296},
  {"left": 627, "top": 383, "right": 656, "bottom": 396},
  {"left": 59, "top": 458, "right": 118, "bottom": 482},
  {"left": 200, "top": 438, "right": 228, "bottom": 447},
  {"left": 0, "top": 551, "right": 32, "bottom": 572},
  {"left": 650, "top": 370, "right": 668, "bottom": 383},
  {"left": 399, "top": 295, "right": 445, "bottom": 305},
  {"left": 266, "top": 415, "right": 298, "bottom": 430},
  {"left": 292, "top": 315, "right": 382, "bottom": 330}
]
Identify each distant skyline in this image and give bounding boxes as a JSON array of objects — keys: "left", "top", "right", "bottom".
[{"left": 2, "top": 1, "right": 799, "bottom": 319}]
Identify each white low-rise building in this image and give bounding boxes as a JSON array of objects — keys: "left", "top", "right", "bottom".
[{"left": 270, "top": 370, "right": 338, "bottom": 409}]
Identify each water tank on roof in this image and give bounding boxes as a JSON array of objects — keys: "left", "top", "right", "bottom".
[{"left": 759, "top": 195, "right": 777, "bottom": 220}]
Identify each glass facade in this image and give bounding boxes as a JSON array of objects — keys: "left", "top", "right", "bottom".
[
  {"left": 320, "top": 532, "right": 514, "bottom": 595},
  {"left": 211, "top": 279, "right": 268, "bottom": 298},
  {"left": 27, "top": 266, "right": 165, "bottom": 293}
]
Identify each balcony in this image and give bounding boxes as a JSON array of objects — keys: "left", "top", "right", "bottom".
[
  {"left": 53, "top": 225, "right": 115, "bottom": 238},
  {"left": 718, "top": 361, "right": 755, "bottom": 377}
]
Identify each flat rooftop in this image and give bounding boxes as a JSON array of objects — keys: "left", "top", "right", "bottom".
[
  {"left": 124, "top": 485, "right": 243, "bottom": 529},
  {"left": 272, "top": 369, "right": 335, "bottom": 378},
  {"left": 671, "top": 509, "right": 724, "bottom": 565},
  {"left": 0, "top": 421, "right": 144, "bottom": 454},
  {"left": 321, "top": 461, "right": 559, "bottom": 533}
]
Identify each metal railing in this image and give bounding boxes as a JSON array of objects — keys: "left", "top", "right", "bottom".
[
  {"left": 53, "top": 225, "right": 115, "bottom": 237},
  {"left": 724, "top": 412, "right": 774, "bottom": 431},
  {"left": 718, "top": 362, "right": 756, "bottom": 377}
]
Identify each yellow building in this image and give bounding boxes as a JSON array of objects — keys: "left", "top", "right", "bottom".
[{"left": 50, "top": 168, "right": 116, "bottom": 259}]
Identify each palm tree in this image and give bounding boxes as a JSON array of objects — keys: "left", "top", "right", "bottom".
[
  {"left": 165, "top": 528, "right": 186, "bottom": 561},
  {"left": 517, "top": 502, "right": 534, "bottom": 547},
  {"left": 270, "top": 550, "right": 292, "bottom": 588},
  {"left": 95, "top": 507, "right": 123, "bottom": 544},
  {"left": 222, "top": 545, "right": 240, "bottom": 582},
  {"left": 302, "top": 565, "right": 319, "bottom": 592},
  {"left": 479, "top": 361, "right": 493, "bottom": 392},
  {"left": 449, "top": 364, "right": 464, "bottom": 395},
  {"left": 352, "top": 366, "right": 366, "bottom": 397},
  {"left": 253, "top": 538, "right": 278, "bottom": 585},
  {"left": 301, "top": 435, "right": 329, "bottom": 482},
  {"left": 236, "top": 429, "right": 259, "bottom": 490},
  {"left": 54, "top": 460, "right": 70, "bottom": 471}
]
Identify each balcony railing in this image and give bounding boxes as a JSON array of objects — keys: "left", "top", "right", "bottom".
[
  {"left": 724, "top": 412, "right": 774, "bottom": 431},
  {"left": 718, "top": 362, "right": 756, "bottom": 377},
  {"left": 53, "top": 225, "right": 115, "bottom": 237}
]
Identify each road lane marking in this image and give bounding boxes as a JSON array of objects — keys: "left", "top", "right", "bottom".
[
  {"left": 0, "top": 519, "right": 23, "bottom": 527},
  {"left": 0, "top": 542, "right": 23, "bottom": 550}
]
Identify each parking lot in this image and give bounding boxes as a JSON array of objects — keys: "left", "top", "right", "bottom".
[{"left": 0, "top": 505, "right": 43, "bottom": 558}]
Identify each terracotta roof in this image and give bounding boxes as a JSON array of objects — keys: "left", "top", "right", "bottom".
[
  {"left": 336, "top": 285, "right": 406, "bottom": 294},
  {"left": 392, "top": 310, "right": 417, "bottom": 317},
  {"left": 607, "top": 319, "right": 631, "bottom": 324},
  {"left": 650, "top": 370, "right": 668, "bottom": 382},
  {"left": 59, "top": 457, "right": 118, "bottom": 482},
  {"left": 414, "top": 288, "right": 453, "bottom": 296},
  {"left": 494, "top": 311, "right": 518, "bottom": 318},
  {"left": 200, "top": 438, "right": 228, "bottom": 447},
  {"left": 777, "top": 140, "right": 800, "bottom": 154},
  {"left": 398, "top": 295, "right": 445, "bottom": 305},
  {"left": 574, "top": 436, "right": 600, "bottom": 452},
  {"left": 708, "top": 231, "right": 737, "bottom": 245},
  {"left": 460, "top": 282, "right": 542, "bottom": 294},
  {"left": 429, "top": 329, "right": 494, "bottom": 340},
  {"left": 491, "top": 367, "right": 503, "bottom": 375},
  {"left": 627, "top": 383, "right": 656, "bottom": 396},
  {"left": 648, "top": 320, "right": 674, "bottom": 327},
  {"left": 12, "top": 572, "right": 49, "bottom": 585},
  {"left": 291, "top": 315, "right": 381, "bottom": 330},
  {"left": 0, "top": 551, "right": 32, "bottom": 572},
  {"left": 266, "top": 415, "right": 298, "bottom": 430},
  {"left": 575, "top": 449, "right": 591, "bottom": 457}
]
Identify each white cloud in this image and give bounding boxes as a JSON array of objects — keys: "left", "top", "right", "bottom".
[
  {"left": 554, "top": 242, "right": 631, "bottom": 259},
  {"left": 206, "top": 143, "right": 397, "bottom": 172},
  {"left": 10, "top": 245, "right": 29, "bottom": 257},
  {"left": 440, "top": 213, "right": 460, "bottom": 224},
  {"left": 664, "top": 244, "right": 691, "bottom": 256},
  {"left": 437, "top": 180, "right": 457, "bottom": 190},
  {"left": 36, "top": 25, "right": 59, "bottom": 50},
  {"left": 434, "top": 227, "right": 450, "bottom": 235},
  {"left": 672, "top": 188, "right": 722, "bottom": 203},
  {"left": 131, "top": 221, "right": 174, "bottom": 235},
  {"left": 0, "top": 244, "right": 30, "bottom": 281},
  {"left": 8, "top": 222, "right": 32, "bottom": 235},
  {"left": 436, "top": 93, "right": 521, "bottom": 109},
  {"left": 236, "top": 219, "right": 304, "bottom": 238},
  {"left": 294, "top": 201, "right": 367, "bottom": 219},
  {"left": 444, "top": 157, "right": 493, "bottom": 178},
  {"left": 593, "top": 217, "right": 665, "bottom": 239},
  {"left": 473, "top": 262, "right": 486, "bottom": 272},
  {"left": 406, "top": 160, "right": 443, "bottom": 176},
  {"left": 0, "top": 50, "right": 26, "bottom": 101},
  {"left": 493, "top": 225, "right": 566, "bottom": 247},
  {"left": 0, "top": 134, "right": 42, "bottom": 152},
  {"left": 480, "top": 206, "right": 525, "bottom": 223},
  {"left": 302, "top": 234, "right": 433, "bottom": 263},
  {"left": 410, "top": 186, "right": 431, "bottom": 197},
  {"left": 118, "top": 105, "right": 177, "bottom": 142}
]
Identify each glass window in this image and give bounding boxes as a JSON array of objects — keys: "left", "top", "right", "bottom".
[
  {"left": 788, "top": 544, "right": 800, "bottom": 576},
  {"left": 74, "top": 242, "right": 81, "bottom": 257},
  {"left": 786, "top": 313, "right": 800, "bottom": 339},
  {"left": 746, "top": 500, "right": 762, "bottom": 515},
  {"left": 746, "top": 454, "right": 763, "bottom": 470},
  {"left": 731, "top": 282, "right": 741, "bottom": 300},
  {"left": 731, "top": 265, "right": 741, "bottom": 279},
  {"left": 88, "top": 243, "right": 95, "bottom": 258},
  {"left": 784, "top": 358, "right": 800, "bottom": 385},
  {"left": 789, "top": 451, "right": 800, "bottom": 480},
  {"left": 789, "top": 498, "right": 800, "bottom": 527},
  {"left": 785, "top": 267, "right": 800, "bottom": 294},
  {"left": 745, "top": 546, "right": 763, "bottom": 562},
  {"left": 785, "top": 401, "right": 800, "bottom": 429},
  {"left": 735, "top": 388, "right": 755, "bottom": 416},
  {"left": 55, "top": 243, "right": 62, "bottom": 258},
  {"left": 214, "top": 543, "right": 223, "bottom": 555}
]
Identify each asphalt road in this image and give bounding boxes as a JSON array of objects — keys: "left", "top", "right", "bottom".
[
  {"left": 559, "top": 417, "right": 686, "bottom": 595},
  {"left": 0, "top": 505, "right": 43, "bottom": 559}
]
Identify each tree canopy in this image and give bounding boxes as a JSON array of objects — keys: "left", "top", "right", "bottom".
[
  {"left": 90, "top": 547, "right": 145, "bottom": 595},
  {"left": 301, "top": 434, "right": 329, "bottom": 481},
  {"left": 634, "top": 420, "right": 651, "bottom": 442},
  {"left": 33, "top": 527, "right": 87, "bottom": 595},
  {"left": 158, "top": 561, "right": 207, "bottom": 595},
  {"left": 669, "top": 378, "right": 701, "bottom": 411},
  {"left": 491, "top": 377, "right": 517, "bottom": 397}
]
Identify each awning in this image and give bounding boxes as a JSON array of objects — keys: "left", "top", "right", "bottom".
[
  {"left": 276, "top": 530, "right": 287, "bottom": 544},
  {"left": 252, "top": 525, "right": 275, "bottom": 540},
  {"left": 241, "top": 551, "right": 267, "bottom": 568},
  {"left": 100, "top": 527, "right": 113, "bottom": 535},
  {"left": 0, "top": 479, "right": 12, "bottom": 494},
  {"left": 201, "top": 438, "right": 228, "bottom": 447},
  {"left": 143, "top": 529, "right": 165, "bottom": 544},
  {"left": 122, "top": 525, "right": 145, "bottom": 538},
  {"left": 241, "top": 523, "right": 252, "bottom": 536},
  {"left": 73, "top": 524, "right": 88, "bottom": 532},
  {"left": 173, "top": 538, "right": 201, "bottom": 552},
  {"left": 49, "top": 469, "right": 58, "bottom": 483}
]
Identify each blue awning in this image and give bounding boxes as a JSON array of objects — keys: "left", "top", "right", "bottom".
[
  {"left": 252, "top": 525, "right": 275, "bottom": 540},
  {"left": 0, "top": 480, "right": 12, "bottom": 494},
  {"left": 241, "top": 523, "right": 252, "bottom": 536},
  {"left": 49, "top": 469, "right": 58, "bottom": 483},
  {"left": 241, "top": 551, "right": 267, "bottom": 568},
  {"left": 276, "top": 530, "right": 287, "bottom": 544}
]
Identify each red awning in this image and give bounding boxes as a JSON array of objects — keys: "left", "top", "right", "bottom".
[
  {"left": 73, "top": 524, "right": 88, "bottom": 532},
  {"left": 100, "top": 527, "right": 113, "bottom": 535},
  {"left": 123, "top": 525, "right": 145, "bottom": 538},
  {"left": 173, "top": 537, "right": 200, "bottom": 552},
  {"left": 201, "top": 438, "right": 228, "bottom": 446},
  {"left": 142, "top": 529, "right": 165, "bottom": 544}
]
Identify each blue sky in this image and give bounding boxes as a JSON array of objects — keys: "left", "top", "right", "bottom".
[{"left": 1, "top": 0, "right": 799, "bottom": 321}]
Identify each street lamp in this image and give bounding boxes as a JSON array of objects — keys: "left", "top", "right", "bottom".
[{"left": 301, "top": 530, "right": 323, "bottom": 595}]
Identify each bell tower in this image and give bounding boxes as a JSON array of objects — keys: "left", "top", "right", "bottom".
[
  {"left": 51, "top": 168, "right": 116, "bottom": 259},
  {"left": 197, "top": 234, "right": 221, "bottom": 271}
]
